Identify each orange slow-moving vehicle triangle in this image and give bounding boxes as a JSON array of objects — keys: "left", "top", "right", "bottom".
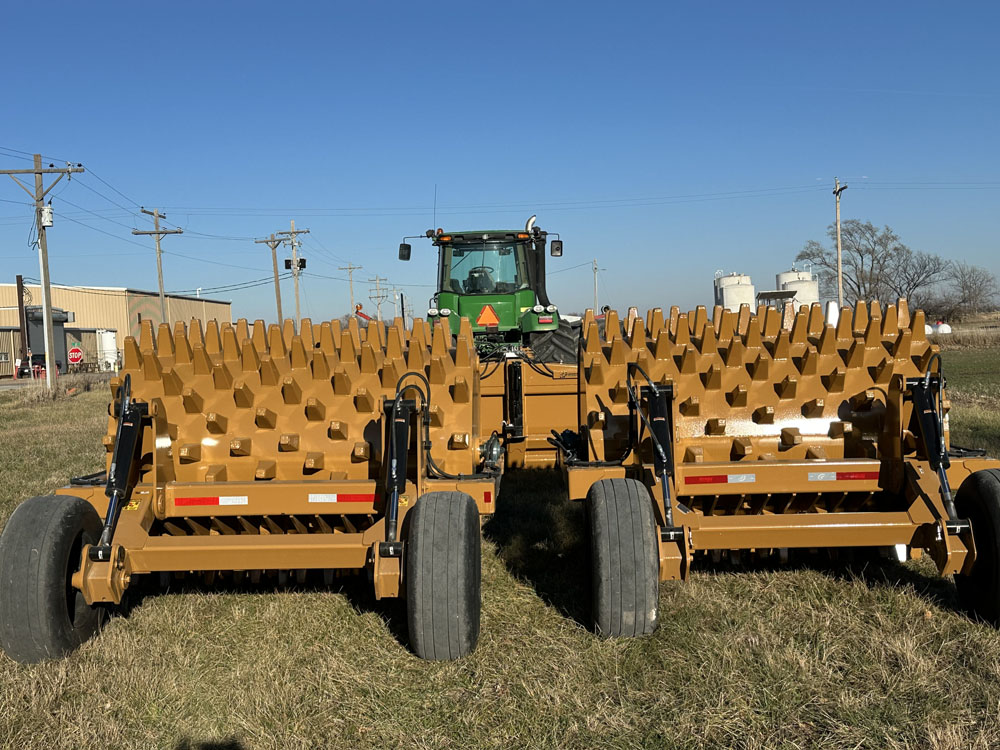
[{"left": 476, "top": 304, "right": 500, "bottom": 326}]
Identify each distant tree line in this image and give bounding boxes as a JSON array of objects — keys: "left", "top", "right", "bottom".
[{"left": 796, "top": 220, "right": 999, "bottom": 321}]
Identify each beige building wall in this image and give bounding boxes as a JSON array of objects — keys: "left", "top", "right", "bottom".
[
  {"left": 0, "top": 329, "right": 14, "bottom": 377},
  {"left": 0, "top": 284, "right": 231, "bottom": 342},
  {"left": 0, "top": 284, "right": 129, "bottom": 334}
]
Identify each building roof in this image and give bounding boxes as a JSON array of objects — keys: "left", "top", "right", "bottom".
[{"left": 0, "top": 283, "right": 230, "bottom": 306}]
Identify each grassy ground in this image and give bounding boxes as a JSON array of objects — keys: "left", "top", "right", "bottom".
[
  {"left": 1, "top": 351, "right": 999, "bottom": 749},
  {"left": 943, "top": 348, "right": 1000, "bottom": 458}
]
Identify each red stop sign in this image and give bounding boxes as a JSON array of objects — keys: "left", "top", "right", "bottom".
[{"left": 68, "top": 346, "right": 84, "bottom": 364}]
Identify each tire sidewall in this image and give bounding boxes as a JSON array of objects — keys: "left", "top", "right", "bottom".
[
  {"left": 0, "top": 495, "right": 103, "bottom": 662},
  {"left": 955, "top": 469, "right": 1000, "bottom": 624}
]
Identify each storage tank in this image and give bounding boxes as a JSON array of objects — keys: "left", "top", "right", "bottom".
[
  {"left": 777, "top": 269, "right": 819, "bottom": 308},
  {"left": 96, "top": 329, "right": 118, "bottom": 371},
  {"left": 714, "top": 273, "right": 756, "bottom": 312}
]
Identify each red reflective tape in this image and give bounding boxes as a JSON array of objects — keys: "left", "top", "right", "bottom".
[
  {"left": 175, "top": 496, "right": 220, "bottom": 506},
  {"left": 484, "top": 491, "right": 492, "bottom": 504},
  {"left": 685, "top": 475, "right": 729, "bottom": 485},
  {"left": 336, "top": 493, "right": 376, "bottom": 503},
  {"left": 836, "top": 471, "right": 880, "bottom": 481}
]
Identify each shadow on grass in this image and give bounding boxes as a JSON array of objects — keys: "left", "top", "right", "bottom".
[
  {"left": 483, "top": 468, "right": 591, "bottom": 627},
  {"left": 694, "top": 547, "right": 962, "bottom": 613},
  {"left": 115, "top": 568, "right": 409, "bottom": 650},
  {"left": 823, "top": 553, "right": 961, "bottom": 611},
  {"left": 175, "top": 738, "right": 245, "bottom": 750}
]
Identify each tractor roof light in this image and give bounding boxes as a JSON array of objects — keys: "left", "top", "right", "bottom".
[
  {"left": 439, "top": 308, "right": 452, "bottom": 317},
  {"left": 532, "top": 304, "right": 544, "bottom": 314},
  {"left": 546, "top": 305, "right": 557, "bottom": 313},
  {"left": 427, "top": 308, "right": 439, "bottom": 317}
]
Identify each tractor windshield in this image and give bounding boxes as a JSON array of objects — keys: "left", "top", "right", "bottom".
[{"left": 439, "top": 241, "right": 532, "bottom": 295}]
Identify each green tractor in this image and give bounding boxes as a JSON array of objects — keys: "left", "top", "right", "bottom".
[{"left": 398, "top": 216, "right": 578, "bottom": 362}]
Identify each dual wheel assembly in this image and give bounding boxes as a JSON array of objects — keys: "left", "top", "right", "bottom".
[
  {"left": 5, "top": 471, "right": 1000, "bottom": 662},
  {"left": 0, "top": 491, "right": 483, "bottom": 664}
]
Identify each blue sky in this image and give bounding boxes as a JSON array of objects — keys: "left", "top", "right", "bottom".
[{"left": 1, "top": 1, "right": 997, "bottom": 322}]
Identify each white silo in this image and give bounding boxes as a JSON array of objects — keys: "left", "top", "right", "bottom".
[
  {"left": 714, "top": 272, "right": 756, "bottom": 312},
  {"left": 777, "top": 269, "right": 819, "bottom": 308}
]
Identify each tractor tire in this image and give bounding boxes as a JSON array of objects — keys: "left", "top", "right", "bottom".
[
  {"left": 0, "top": 495, "right": 104, "bottom": 663},
  {"left": 530, "top": 318, "right": 580, "bottom": 364},
  {"left": 587, "top": 478, "right": 659, "bottom": 637},
  {"left": 955, "top": 469, "right": 1000, "bottom": 625},
  {"left": 406, "top": 491, "right": 481, "bottom": 660}
]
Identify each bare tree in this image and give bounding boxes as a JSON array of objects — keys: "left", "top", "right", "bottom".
[
  {"left": 796, "top": 220, "right": 948, "bottom": 305},
  {"left": 942, "top": 262, "right": 999, "bottom": 319}
]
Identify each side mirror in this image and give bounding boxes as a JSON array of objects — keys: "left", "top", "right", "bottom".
[
  {"left": 398, "top": 243, "right": 411, "bottom": 261},
  {"left": 550, "top": 240, "right": 563, "bottom": 257}
]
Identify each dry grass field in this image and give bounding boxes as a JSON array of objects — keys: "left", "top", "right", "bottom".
[{"left": 1, "top": 349, "right": 999, "bottom": 750}]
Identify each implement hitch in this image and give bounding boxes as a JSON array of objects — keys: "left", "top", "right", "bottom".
[
  {"left": 89, "top": 374, "right": 146, "bottom": 562},
  {"left": 380, "top": 394, "right": 416, "bottom": 558},
  {"left": 906, "top": 358, "right": 969, "bottom": 535},
  {"left": 628, "top": 364, "right": 683, "bottom": 542}
]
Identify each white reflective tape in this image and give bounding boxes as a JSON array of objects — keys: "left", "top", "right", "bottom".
[
  {"left": 808, "top": 472, "right": 836, "bottom": 482},
  {"left": 728, "top": 474, "right": 756, "bottom": 483},
  {"left": 219, "top": 495, "right": 249, "bottom": 506},
  {"left": 309, "top": 493, "right": 338, "bottom": 503}
]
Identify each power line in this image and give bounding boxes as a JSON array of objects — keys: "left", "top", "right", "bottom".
[
  {"left": 162, "top": 249, "right": 271, "bottom": 272},
  {"left": 73, "top": 177, "right": 140, "bottom": 216},
  {"left": 20, "top": 274, "right": 291, "bottom": 297},
  {"left": 549, "top": 261, "right": 592, "bottom": 275},
  {"left": 0, "top": 144, "right": 72, "bottom": 163},
  {"left": 57, "top": 196, "right": 138, "bottom": 231},
  {"left": 55, "top": 210, "right": 150, "bottom": 249},
  {"left": 83, "top": 167, "right": 142, "bottom": 208}
]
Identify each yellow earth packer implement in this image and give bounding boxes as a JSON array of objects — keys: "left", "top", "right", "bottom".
[{"left": 2, "top": 298, "right": 1000, "bottom": 663}]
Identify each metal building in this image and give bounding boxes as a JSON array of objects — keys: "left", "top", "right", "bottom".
[
  {"left": 0, "top": 284, "right": 231, "bottom": 377},
  {"left": 0, "top": 283, "right": 231, "bottom": 339}
]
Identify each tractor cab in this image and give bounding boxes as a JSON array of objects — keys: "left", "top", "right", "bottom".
[{"left": 399, "top": 216, "right": 564, "bottom": 342}]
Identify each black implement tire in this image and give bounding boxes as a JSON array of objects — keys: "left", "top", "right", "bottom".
[
  {"left": 530, "top": 318, "right": 580, "bottom": 364},
  {"left": 588, "top": 478, "right": 659, "bottom": 637},
  {"left": 405, "top": 491, "right": 481, "bottom": 660},
  {"left": 0, "top": 495, "right": 104, "bottom": 663},
  {"left": 955, "top": 469, "right": 1000, "bottom": 625}
]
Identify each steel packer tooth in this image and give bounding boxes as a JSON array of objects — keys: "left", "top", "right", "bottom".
[
  {"left": 205, "top": 321, "right": 222, "bottom": 355},
  {"left": 230, "top": 438, "right": 252, "bottom": 457},
  {"left": 222, "top": 326, "right": 241, "bottom": 363},
  {"left": 233, "top": 380, "right": 254, "bottom": 408}
]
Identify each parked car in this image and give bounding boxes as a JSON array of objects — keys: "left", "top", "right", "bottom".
[{"left": 15, "top": 354, "right": 62, "bottom": 379}]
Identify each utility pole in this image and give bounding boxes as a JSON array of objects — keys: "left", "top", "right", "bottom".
[
  {"left": 592, "top": 259, "right": 607, "bottom": 312},
  {"left": 2, "top": 154, "right": 84, "bottom": 389},
  {"left": 255, "top": 233, "right": 284, "bottom": 322},
  {"left": 368, "top": 275, "right": 388, "bottom": 322},
  {"left": 132, "top": 208, "right": 183, "bottom": 324},
  {"left": 593, "top": 259, "right": 599, "bottom": 312},
  {"left": 338, "top": 262, "right": 363, "bottom": 315},
  {"left": 391, "top": 286, "right": 411, "bottom": 320},
  {"left": 276, "top": 220, "right": 309, "bottom": 326},
  {"left": 833, "top": 178, "right": 848, "bottom": 308},
  {"left": 15, "top": 274, "right": 28, "bottom": 360}
]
